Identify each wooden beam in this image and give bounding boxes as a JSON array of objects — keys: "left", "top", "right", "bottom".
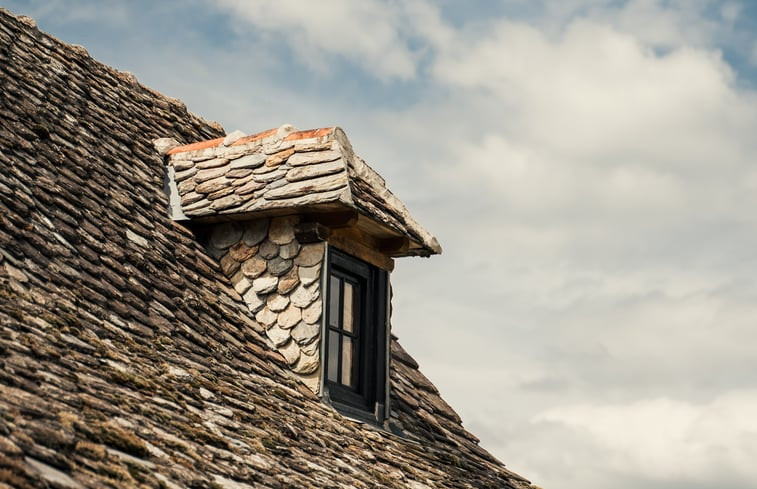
[
  {"left": 294, "top": 222, "right": 330, "bottom": 243},
  {"left": 328, "top": 229, "right": 394, "bottom": 272},
  {"left": 304, "top": 209, "right": 359, "bottom": 229},
  {"left": 377, "top": 236, "right": 409, "bottom": 256}
]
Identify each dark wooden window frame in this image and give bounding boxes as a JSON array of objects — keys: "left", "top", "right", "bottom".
[{"left": 323, "top": 247, "right": 388, "bottom": 423}]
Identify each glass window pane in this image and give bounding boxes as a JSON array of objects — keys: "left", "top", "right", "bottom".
[
  {"left": 341, "top": 337, "right": 353, "bottom": 387},
  {"left": 343, "top": 282, "right": 354, "bottom": 333},
  {"left": 328, "top": 275, "right": 341, "bottom": 328},
  {"left": 327, "top": 330, "right": 339, "bottom": 382}
]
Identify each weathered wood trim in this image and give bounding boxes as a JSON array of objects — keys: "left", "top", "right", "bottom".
[
  {"left": 378, "top": 236, "right": 409, "bottom": 256},
  {"left": 327, "top": 228, "right": 394, "bottom": 271},
  {"left": 305, "top": 209, "right": 359, "bottom": 229},
  {"left": 294, "top": 222, "right": 330, "bottom": 243}
]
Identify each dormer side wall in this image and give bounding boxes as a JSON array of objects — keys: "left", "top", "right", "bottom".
[{"left": 206, "top": 216, "right": 324, "bottom": 393}]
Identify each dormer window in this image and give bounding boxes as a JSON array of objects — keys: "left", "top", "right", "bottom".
[
  {"left": 324, "top": 247, "right": 388, "bottom": 423},
  {"left": 158, "top": 124, "right": 441, "bottom": 414}
]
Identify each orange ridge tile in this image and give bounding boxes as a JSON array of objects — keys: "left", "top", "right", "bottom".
[
  {"left": 231, "top": 127, "right": 279, "bottom": 146},
  {"left": 284, "top": 127, "right": 334, "bottom": 141},
  {"left": 167, "top": 136, "right": 225, "bottom": 155}
]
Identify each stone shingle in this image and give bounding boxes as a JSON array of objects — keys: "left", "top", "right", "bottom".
[
  {"left": 0, "top": 7, "right": 532, "bottom": 489},
  {"left": 165, "top": 125, "right": 442, "bottom": 257}
]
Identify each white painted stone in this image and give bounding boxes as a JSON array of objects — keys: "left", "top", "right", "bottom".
[
  {"left": 252, "top": 275, "right": 278, "bottom": 295},
  {"left": 290, "top": 282, "right": 319, "bottom": 308},
  {"left": 291, "top": 320, "right": 320, "bottom": 345},
  {"left": 266, "top": 324, "right": 290, "bottom": 347},
  {"left": 268, "top": 216, "right": 297, "bottom": 244},
  {"left": 301, "top": 300, "right": 322, "bottom": 324},
  {"left": 294, "top": 243, "right": 325, "bottom": 267},
  {"left": 255, "top": 307, "right": 278, "bottom": 327},
  {"left": 278, "top": 303, "right": 302, "bottom": 329},
  {"left": 278, "top": 339, "right": 300, "bottom": 366},
  {"left": 266, "top": 294, "right": 289, "bottom": 313},
  {"left": 298, "top": 264, "right": 321, "bottom": 286}
]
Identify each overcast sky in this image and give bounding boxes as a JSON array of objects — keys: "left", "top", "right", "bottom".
[{"left": 7, "top": 1, "right": 757, "bottom": 488}]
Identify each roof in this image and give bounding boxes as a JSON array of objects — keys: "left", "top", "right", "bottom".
[
  {"left": 0, "top": 8, "right": 533, "bottom": 489},
  {"left": 159, "top": 124, "right": 442, "bottom": 257}
]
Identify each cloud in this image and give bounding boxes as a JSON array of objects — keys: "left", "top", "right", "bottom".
[
  {"left": 10, "top": 0, "right": 130, "bottom": 25},
  {"left": 8, "top": 1, "right": 757, "bottom": 488},
  {"left": 533, "top": 392, "right": 757, "bottom": 483},
  {"left": 386, "top": 7, "right": 757, "bottom": 488},
  {"left": 209, "top": 0, "right": 427, "bottom": 81}
]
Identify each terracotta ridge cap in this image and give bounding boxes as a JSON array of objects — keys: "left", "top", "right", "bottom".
[
  {"left": 166, "top": 136, "right": 225, "bottom": 155},
  {"left": 166, "top": 126, "right": 337, "bottom": 156}
]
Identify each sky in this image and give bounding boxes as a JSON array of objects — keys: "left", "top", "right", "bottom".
[{"left": 6, "top": 1, "right": 757, "bottom": 488}]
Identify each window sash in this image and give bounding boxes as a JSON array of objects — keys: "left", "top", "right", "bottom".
[{"left": 324, "top": 248, "right": 388, "bottom": 421}]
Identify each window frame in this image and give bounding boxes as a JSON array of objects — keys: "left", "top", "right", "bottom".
[{"left": 322, "top": 246, "right": 389, "bottom": 423}]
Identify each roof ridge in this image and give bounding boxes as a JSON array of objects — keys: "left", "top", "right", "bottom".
[{"left": 167, "top": 125, "right": 339, "bottom": 156}]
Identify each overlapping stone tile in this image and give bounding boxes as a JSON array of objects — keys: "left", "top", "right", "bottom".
[
  {"left": 210, "top": 216, "right": 326, "bottom": 391},
  {"left": 0, "top": 8, "right": 534, "bottom": 489},
  {"left": 163, "top": 124, "right": 440, "bottom": 256}
]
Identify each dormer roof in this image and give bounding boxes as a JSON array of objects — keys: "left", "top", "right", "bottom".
[
  {"left": 158, "top": 125, "right": 442, "bottom": 257},
  {"left": 0, "top": 7, "right": 534, "bottom": 489}
]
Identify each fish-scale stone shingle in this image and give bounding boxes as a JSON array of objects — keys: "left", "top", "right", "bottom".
[
  {"left": 159, "top": 124, "right": 442, "bottom": 257},
  {"left": 0, "top": 7, "right": 535, "bottom": 489}
]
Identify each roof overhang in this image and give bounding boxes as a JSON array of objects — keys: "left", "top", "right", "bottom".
[{"left": 155, "top": 125, "right": 441, "bottom": 258}]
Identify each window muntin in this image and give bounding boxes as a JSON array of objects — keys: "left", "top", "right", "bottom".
[
  {"left": 327, "top": 274, "right": 360, "bottom": 388},
  {"left": 324, "top": 248, "right": 388, "bottom": 422}
]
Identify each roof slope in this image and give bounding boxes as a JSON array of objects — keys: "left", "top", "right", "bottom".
[
  {"left": 162, "top": 125, "right": 442, "bottom": 257},
  {"left": 0, "top": 8, "right": 532, "bottom": 489}
]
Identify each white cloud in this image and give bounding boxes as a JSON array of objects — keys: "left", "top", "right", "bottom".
[
  {"left": 12, "top": 0, "right": 130, "bottom": 25},
  {"left": 534, "top": 392, "right": 757, "bottom": 482},
  {"left": 11, "top": 1, "right": 757, "bottom": 488},
  {"left": 434, "top": 18, "right": 755, "bottom": 165},
  {"left": 210, "top": 0, "right": 426, "bottom": 80}
]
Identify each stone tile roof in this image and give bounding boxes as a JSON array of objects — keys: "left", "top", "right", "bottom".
[
  {"left": 0, "top": 7, "right": 533, "bottom": 489},
  {"left": 160, "top": 124, "right": 442, "bottom": 257}
]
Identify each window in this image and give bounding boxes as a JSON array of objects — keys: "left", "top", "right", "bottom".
[{"left": 324, "top": 247, "right": 388, "bottom": 423}]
